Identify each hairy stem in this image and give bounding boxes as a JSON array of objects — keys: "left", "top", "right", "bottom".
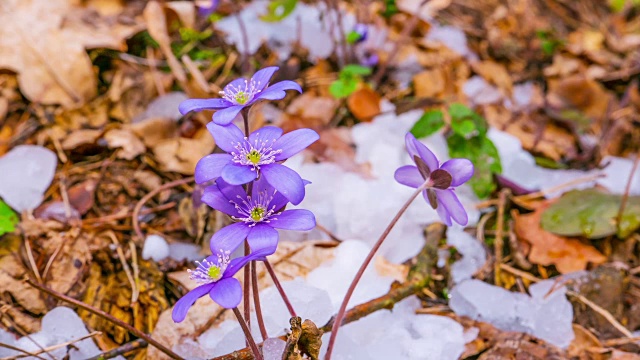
[
  {"left": 325, "top": 181, "right": 428, "bottom": 359},
  {"left": 232, "top": 308, "right": 263, "bottom": 360},
  {"left": 252, "top": 261, "right": 268, "bottom": 341},
  {"left": 264, "top": 260, "right": 297, "bottom": 317}
]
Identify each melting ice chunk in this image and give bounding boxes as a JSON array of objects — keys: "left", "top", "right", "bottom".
[{"left": 0, "top": 145, "right": 57, "bottom": 211}]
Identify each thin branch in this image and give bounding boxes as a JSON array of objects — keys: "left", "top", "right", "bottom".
[
  {"left": 24, "top": 279, "right": 183, "bottom": 360},
  {"left": 1, "top": 332, "right": 101, "bottom": 360}
]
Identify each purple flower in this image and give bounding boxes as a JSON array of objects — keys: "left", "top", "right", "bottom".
[
  {"left": 171, "top": 244, "right": 274, "bottom": 323},
  {"left": 195, "top": 121, "right": 319, "bottom": 205},
  {"left": 351, "top": 23, "right": 368, "bottom": 43},
  {"left": 198, "top": 0, "right": 219, "bottom": 17},
  {"left": 203, "top": 177, "right": 316, "bottom": 254},
  {"left": 394, "top": 133, "right": 474, "bottom": 226},
  {"left": 178, "top": 67, "right": 302, "bottom": 125}
]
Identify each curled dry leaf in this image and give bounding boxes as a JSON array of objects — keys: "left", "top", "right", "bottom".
[
  {"left": 514, "top": 201, "right": 606, "bottom": 274},
  {"left": 347, "top": 87, "right": 381, "bottom": 122},
  {"left": 104, "top": 128, "right": 146, "bottom": 160},
  {"left": 0, "top": 0, "right": 141, "bottom": 107},
  {"left": 152, "top": 129, "right": 215, "bottom": 175}
]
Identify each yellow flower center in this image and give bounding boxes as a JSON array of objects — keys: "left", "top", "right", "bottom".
[
  {"left": 250, "top": 206, "right": 266, "bottom": 222},
  {"left": 246, "top": 149, "right": 261, "bottom": 164},
  {"left": 207, "top": 265, "right": 222, "bottom": 281},
  {"left": 235, "top": 91, "right": 249, "bottom": 104}
]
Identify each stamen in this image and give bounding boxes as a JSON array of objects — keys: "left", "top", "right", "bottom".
[
  {"left": 230, "top": 135, "right": 282, "bottom": 171},
  {"left": 219, "top": 79, "right": 262, "bottom": 105},
  {"left": 231, "top": 190, "right": 280, "bottom": 225},
  {"left": 188, "top": 250, "right": 231, "bottom": 284}
]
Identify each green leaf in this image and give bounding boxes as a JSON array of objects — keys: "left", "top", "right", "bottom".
[
  {"left": 341, "top": 64, "right": 372, "bottom": 77},
  {"left": 609, "top": 0, "right": 626, "bottom": 12},
  {"left": 260, "top": 0, "right": 298, "bottom": 22},
  {"left": 447, "top": 134, "right": 501, "bottom": 199},
  {"left": 381, "top": 0, "right": 399, "bottom": 17},
  {"left": 448, "top": 103, "right": 486, "bottom": 137},
  {"left": 410, "top": 110, "right": 445, "bottom": 138},
  {"left": 179, "top": 28, "right": 212, "bottom": 42},
  {"left": 329, "top": 79, "right": 358, "bottom": 99},
  {"left": 0, "top": 200, "right": 18, "bottom": 236},
  {"left": 450, "top": 119, "right": 477, "bottom": 137},
  {"left": 346, "top": 31, "right": 362, "bottom": 44},
  {"left": 541, "top": 189, "right": 640, "bottom": 239}
]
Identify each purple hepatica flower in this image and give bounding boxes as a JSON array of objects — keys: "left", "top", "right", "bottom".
[
  {"left": 352, "top": 23, "right": 368, "bottom": 43},
  {"left": 197, "top": 0, "right": 219, "bottom": 17},
  {"left": 394, "top": 133, "right": 474, "bottom": 226},
  {"left": 172, "top": 244, "right": 274, "bottom": 323},
  {"left": 203, "top": 177, "right": 315, "bottom": 254},
  {"left": 178, "top": 66, "right": 302, "bottom": 125},
  {"left": 195, "top": 121, "right": 319, "bottom": 205}
]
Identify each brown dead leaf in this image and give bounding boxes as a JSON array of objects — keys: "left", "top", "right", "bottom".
[
  {"left": 413, "top": 69, "right": 446, "bottom": 98},
  {"left": 0, "top": 0, "right": 141, "bottom": 107},
  {"left": 471, "top": 60, "right": 513, "bottom": 93},
  {"left": 567, "top": 324, "right": 601, "bottom": 359},
  {"left": 42, "top": 228, "right": 91, "bottom": 295},
  {"left": 104, "top": 128, "right": 146, "bottom": 160},
  {"left": 347, "top": 87, "right": 381, "bottom": 121},
  {"left": 129, "top": 117, "right": 180, "bottom": 148},
  {"left": 143, "top": 1, "right": 187, "bottom": 84},
  {"left": 0, "top": 256, "right": 47, "bottom": 314},
  {"left": 547, "top": 75, "right": 612, "bottom": 124},
  {"left": 152, "top": 129, "right": 215, "bottom": 175},
  {"left": 284, "top": 93, "right": 339, "bottom": 129},
  {"left": 61, "top": 129, "right": 103, "bottom": 150},
  {"left": 514, "top": 201, "right": 606, "bottom": 273}
]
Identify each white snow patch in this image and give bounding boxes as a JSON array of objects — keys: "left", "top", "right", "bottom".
[
  {"left": 142, "top": 234, "right": 170, "bottom": 261},
  {"left": 450, "top": 279, "right": 574, "bottom": 348},
  {"left": 447, "top": 227, "right": 487, "bottom": 284},
  {"left": 169, "top": 242, "right": 202, "bottom": 261},
  {"left": 0, "top": 145, "right": 57, "bottom": 212}
]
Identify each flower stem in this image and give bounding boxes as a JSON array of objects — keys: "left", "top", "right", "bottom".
[
  {"left": 324, "top": 182, "right": 428, "bottom": 359},
  {"left": 243, "top": 241, "right": 251, "bottom": 337},
  {"left": 251, "top": 261, "right": 268, "bottom": 341},
  {"left": 264, "top": 259, "right": 297, "bottom": 317},
  {"left": 232, "top": 307, "right": 263, "bottom": 360}
]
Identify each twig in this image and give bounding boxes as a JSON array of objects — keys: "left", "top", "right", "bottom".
[
  {"left": 24, "top": 279, "right": 183, "bottom": 360},
  {"left": 315, "top": 223, "right": 343, "bottom": 242},
  {"left": 132, "top": 177, "right": 194, "bottom": 241},
  {"left": 264, "top": 260, "right": 296, "bottom": 317},
  {"left": 23, "top": 239, "right": 42, "bottom": 284},
  {"left": 603, "top": 335, "right": 640, "bottom": 347},
  {"left": 566, "top": 290, "right": 633, "bottom": 338},
  {"left": 83, "top": 202, "right": 176, "bottom": 225},
  {"left": 617, "top": 155, "right": 639, "bottom": 232},
  {"left": 1, "top": 332, "right": 101, "bottom": 360},
  {"left": 0, "top": 343, "right": 47, "bottom": 360},
  {"left": 494, "top": 189, "right": 509, "bottom": 286},
  {"left": 84, "top": 339, "right": 147, "bottom": 360}
]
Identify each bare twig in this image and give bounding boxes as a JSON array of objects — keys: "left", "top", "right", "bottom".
[
  {"left": 132, "top": 177, "right": 194, "bottom": 241},
  {"left": 617, "top": 155, "right": 640, "bottom": 232},
  {"left": 494, "top": 189, "right": 509, "bottom": 286},
  {"left": 25, "top": 279, "right": 183, "bottom": 360},
  {"left": 567, "top": 290, "right": 633, "bottom": 338},
  {"left": 1, "top": 332, "right": 101, "bottom": 360},
  {"left": 0, "top": 343, "right": 47, "bottom": 360},
  {"left": 84, "top": 339, "right": 147, "bottom": 360}
]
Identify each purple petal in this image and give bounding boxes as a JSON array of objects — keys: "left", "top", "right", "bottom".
[
  {"left": 440, "top": 158, "right": 474, "bottom": 187},
  {"left": 261, "top": 164, "right": 305, "bottom": 205},
  {"left": 202, "top": 185, "right": 241, "bottom": 217},
  {"left": 195, "top": 154, "right": 232, "bottom": 184},
  {"left": 209, "top": 277, "right": 242, "bottom": 309},
  {"left": 223, "top": 78, "right": 248, "bottom": 93},
  {"left": 252, "top": 176, "right": 289, "bottom": 210},
  {"left": 251, "top": 67, "right": 279, "bottom": 91},
  {"left": 255, "top": 81, "right": 302, "bottom": 101},
  {"left": 435, "top": 189, "right": 468, "bottom": 226},
  {"left": 405, "top": 133, "right": 439, "bottom": 171},
  {"left": 207, "top": 122, "right": 245, "bottom": 153},
  {"left": 179, "top": 98, "right": 232, "bottom": 115},
  {"left": 247, "top": 224, "right": 279, "bottom": 253},
  {"left": 249, "top": 126, "right": 283, "bottom": 145},
  {"left": 270, "top": 209, "right": 316, "bottom": 230},
  {"left": 273, "top": 129, "right": 320, "bottom": 161},
  {"left": 172, "top": 283, "right": 215, "bottom": 322},
  {"left": 210, "top": 222, "right": 250, "bottom": 254},
  {"left": 394, "top": 165, "right": 424, "bottom": 188},
  {"left": 223, "top": 245, "right": 276, "bottom": 277},
  {"left": 221, "top": 163, "right": 257, "bottom": 185},
  {"left": 213, "top": 105, "right": 245, "bottom": 125},
  {"left": 217, "top": 179, "right": 249, "bottom": 204}
]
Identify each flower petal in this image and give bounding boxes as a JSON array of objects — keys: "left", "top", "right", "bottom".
[
  {"left": 209, "top": 277, "right": 242, "bottom": 309},
  {"left": 405, "top": 133, "right": 438, "bottom": 171},
  {"left": 213, "top": 105, "right": 245, "bottom": 125},
  {"left": 249, "top": 126, "right": 283, "bottom": 145},
  {"left": 202, "top": 184, "right": 241, "bottom": 217},
  {"left": 252, "top": 176, "right": 289, "bottom": 210},
  {"left": 179, "top": 98, "right": 231, "bottom": 115},
  {"left": 255, "top": 81, "right": 302, "bottom": 101},
  {"left": 172, "top": 283, "right": 215, "bottom": 322},
  {"left": 261, "top": 163, "right": 305, "bottom": 205},
  {"left": 273, "top": 128, "right": 320, "bottom": 161},
  {"left": 216, "top": 178, "right": 249, "bottom": 205},
  {"left": 440, "top": 159, "right": 474, "bottom": 187},
  {"left": 210, "top": 222, "right": 250, "bottom": 254},
  {"left": 394, "top": 165, "right": 424, "bottom": 188},
  {"left": 251, "top": 67, "right": 279, "bottom": 91},
  {"left": 223, "top": 244, "right": 276, "bottom": 277},
  {"left": 435, "top": 189, "right": 468, "bottom": 226},
  {"left": 247, "top": 223, "right": 279, "bottom": 253},
  {"left": 222, "top": 78, "right": 248, "bottom": 94},
  {"left": 207, "top": 122, "right": 245, "bottom": 153},
  {"left": 270, "top": 209, "right": 316, "bottom": 230},
  {"left": 221, "top": 163, "right": 257, "bottom": 185},
  {"left": 195, "top": 154, "right": 232, "bottom": 184}
]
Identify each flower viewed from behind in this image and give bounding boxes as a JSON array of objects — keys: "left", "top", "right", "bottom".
[
  {"left": 395, "top": 133, "right": 474, "bottom": 226},
  {"left": 178, "top": 66, "right": 302, "bottom": 125},
  {"left": 172, "top": 243, "right": 274, "bottom": 323},
  {"left": 197, "top": 0, "right": 219, "bottom": 17},
  {"left": 195, "top": 121, "right": 319, "bottom": 205},
  {"left": 202, "top": 177, "right": 316, "bottom": 254}
]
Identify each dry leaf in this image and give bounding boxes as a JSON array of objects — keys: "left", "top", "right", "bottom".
[
  {"left": 285, "top": 93, "right": 340, "bottom": 129},
  {"left": 42, "top": 228, "right": 91, "bottom": 295},
  {"left": 0, "top": 0, "right": 141, "bottom": 107},
  {"left": 413, "top": 69, "right": 446, "bottom": 98},
  {"left": 152, "top": 129, "right": 215, "bottom": 175},
  {"left": 143, "top": 1, "right": 187, "bottom": 83},
  {"left": 471, "top": 61, "right": 513, "bottom": 93},
  {"left": 61, "top": 129, "right": 103, "bottom": 150},
  {"left": 347, "top": 87, "right": 381, "bottom": 121},
  {"left": 514, "top": 201, "right": 606, "bottom": 273},
  {"left": 104, "top": 128, "right": 146, "bottom": 160}
]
